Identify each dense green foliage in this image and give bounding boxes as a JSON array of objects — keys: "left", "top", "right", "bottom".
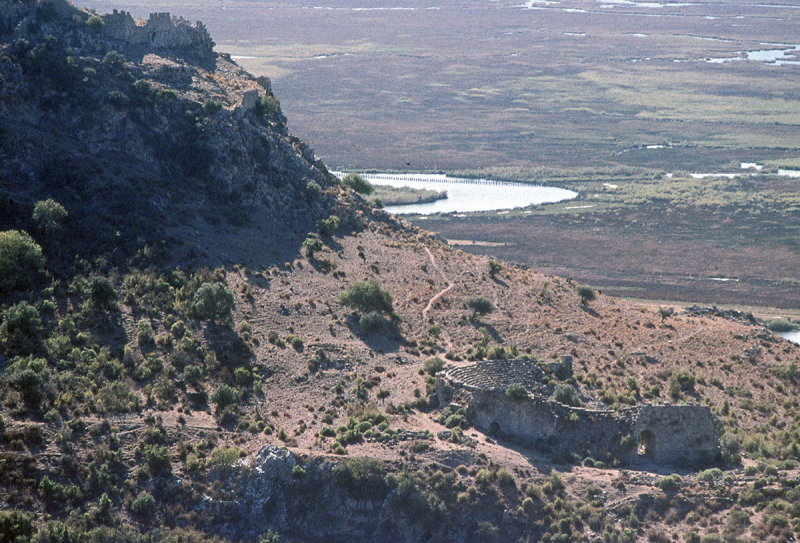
[
  {"left": 340, "top": 280, "right": 394, "bottom": 315},
  {"left": 341, "top": 173, "right": 374, "bottom": 195},
  {"left": 0, "top": 230, "right": 45, "bottom": 292}
]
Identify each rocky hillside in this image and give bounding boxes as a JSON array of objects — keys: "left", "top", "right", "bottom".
[{"left": 2, "top": 2, "right": 800, "bottom": 542}]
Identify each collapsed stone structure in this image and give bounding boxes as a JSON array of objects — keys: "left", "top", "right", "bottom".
[
  {"left": 101, "top": 10, "right": 214, "bottom": 51},
  {"left": 436, "top": 359, "right": 720, "bottom": 467}
]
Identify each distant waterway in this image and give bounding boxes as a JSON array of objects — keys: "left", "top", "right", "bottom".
[{"left": 335, "top": 172, "right": 577, "bottom": 215}]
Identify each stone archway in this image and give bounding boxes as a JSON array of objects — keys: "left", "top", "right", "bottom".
[{"left": 638, "top": 429, "right": 655, "bottom": 458}]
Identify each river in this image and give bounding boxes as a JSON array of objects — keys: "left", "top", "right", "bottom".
[{"left": 336, "top": 173, "right": 577, "bottom": 215}]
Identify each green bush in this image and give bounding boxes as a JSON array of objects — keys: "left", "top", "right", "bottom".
[
  {"left": 86, "top": 14, "right": 105, "bottom": 32},
  {"left": 144, "top": 445, "right": 172, "bottom": 475},
  {"left": 102, "top": 50, "right": 127, "bottom": 77},
  {"left": 577, "top": 285, "right": 595, "bottom": 305},
  {"left": 211, "top": 384, "right": 238, "bottom": 412},
  {"left": 551, "top": 384, "right": 581, "bottom": 407},
  {"left": 340, "top": 280, "right": 394, "bottom": 315},
  {"left": 332, "top": 457, "right": 389, "bottom": 500},
  {"left": 302, "top": 235, "right": 323, "bottom": 258},
  {"left": 655, "top": 474, "right": 682, "bottom": 492},
  {"left": 88, "top": 276, "right": 118, "bottom": 311},
  {"left": 190, "top": 282, "right": 234, "bottom": 322},
  {"left": 488, "top": 259, "right": 502, "bottom": 278},
  {"left": 342, "top": 173, "right": 374, "bottom": 195},
  {"left": 203, "top": 99, "right": 222, "bottom": 115},
  {"left": 317, "top": 215, "right": 341, "bottom": 236},
  {"left": 0, "top": 230, "right": 45, "bottom": 292},
  {"left": 258, "top": 94, "right": 280, "bottom": 116},
  {"left": 423, "top": 357, "right": 445, "bottom": 376},
  {"left": 209, "top": 446, "right": 243, "bottom": 475},
  {"left": 765, "top": 318, "right": 798, "bottom": 333},
  {"left": 1, "top": 301, "right": 43, "bottom": 355},
  {"left": 129, "top": 491, "right": 156, "bottom": 518},
  {"left": 32, "top": 198, "right": 68, "bottom": 236},
  {"left": 0, "top": 510, "right": 33, "bottom": 542},
  {"left": 506, "top": 383, "right": 529, "bottom": 401}
]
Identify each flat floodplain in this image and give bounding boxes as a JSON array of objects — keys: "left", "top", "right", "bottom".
[{"left": 80, "top": 0, "right": 800, "bottom": 170}]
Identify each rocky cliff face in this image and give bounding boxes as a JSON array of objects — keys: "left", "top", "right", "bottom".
[{"left": 0, "top": 0, "right": 368, "bottom": 263}]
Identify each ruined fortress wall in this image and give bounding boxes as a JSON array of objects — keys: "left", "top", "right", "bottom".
[
  {"left": 101, "top": 10, "right": 214, "bottom": 51},
  {"left": 634, "top": 405, "right": 719, "bottom": 465},
  {"left": 469, "top": 390, "right": 635, "bottom": 462}
]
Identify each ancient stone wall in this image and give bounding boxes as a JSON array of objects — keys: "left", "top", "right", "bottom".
[
  {"left": 634, "top": 405, "right": 719, "bottom": 465},
  {"left": 101, "top": 9, "right": 214, "bottom": 51},
  {"left": 436, "top": 359, "right": 720, "bottom": 467}
]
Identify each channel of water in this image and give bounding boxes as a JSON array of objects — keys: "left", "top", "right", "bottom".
[{"left": 335, "top": 172, "right": 577, "bottom": 215}]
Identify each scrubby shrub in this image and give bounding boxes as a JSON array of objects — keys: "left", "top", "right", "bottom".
[
  {"left": 32, "top": 198, "right": 68, "bottom": 236},
  {"left": 656, "top": 474, "right": 682, "bottom": 492},
  {"left": 136, "top": 318, "right": 154, "bottom": 346},
  {"left": 211, "top": 384, "right": 238, "bottom": 412},
  {"left": 551, "top": 384, "right": 581, "bottom": 407},
  {"left": 317, "top": 214, "right": 341, "bottom": 236},
  {"left": 506, "top": 383, "right": 529, "bottom": 401},
  {"left": 466, "top": 297, "right": 492, "bottom": 320},
  {"left": 86, "top": 14, "right": 104, "bottom": 32},
  {"left": 332, "top": 457, "right": 389, "bottom": 499},
  {"left": 0, "top": 230, "right": 45, "bottom": 292},
  {"left": 129, "top": 491, "right": 156, "bottom": 518},
  {"left": 190, "top": 282, "right": 234, "bottom": 322},
  {"left": 258, "top": 94, "right": 280, "bottom": 116},
  {"left": 488, "top": 259, "right": 502, "bottom": 278},
  {"left": 209, "top": 446, "right": 243, "bottom": 475},
  {"left": 0, "top": 510, "right": 33, "bottom": 542},
  {"left": 144, "top": 445, "right": 171, "bottom": 475},
  {"left": 302, "top": 235, "right": 323, "bottom": 258},
  {"left": 203, "top": 99, "right": 222, "bottom": 115},
  {"left": 340, "top": 280, "right": 394, "bottom": 315},
  {"left": 577, "top": 285, "right": 595, "bottom": 305},
  {"left": 342, "top": 173, "right": 374, "bottom": 195},
  {"left": 423, "top": 357, "right": 445, "bottom": 376},
  {"left": 88, "top": 276, "right": 118, "bottom": 311},
  {"left": 765, "top": 318, "right": 797, "bottom": 332},
  {"left": 1, "top": 301, "right": 43, "bottom": 355}
]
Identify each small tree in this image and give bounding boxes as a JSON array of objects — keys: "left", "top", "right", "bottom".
[
  {"left": 1, "top": 302, "right": 43, "bottom": 355},
  {"left": 317, "top": 215, "right": 340, "bottom": 236},
  {"left": 342, "top": 173, "right": 374, "bottom": 195},
  {"left": 302, "top": 235, "right": 323, "bottom": 258},
  {"left": 576, "top": 285, "right": 595, "bottom": 305},
  {"left": 506, "top": 383, "right": 528, "bottom": 401},
  {"left": 0, "top": 230, "right": 45, "bottom": 292},
  {"left": 551, "top": 384, "right": 581, "bottom": 407},
  {"left": 190, "top": 283, "right": 234, "bottom": 323},
  {"left": 466, "top": 297, "right": 493, "bottom": 320},
  {"left": 340, "top": 280, "right": 394, "bottom": 315},
  {"left": 488, "top": 259, "right": 502, "bottom": 279},
  {"left": 32, "top": 199, "right": 68, "bottom": 236}
]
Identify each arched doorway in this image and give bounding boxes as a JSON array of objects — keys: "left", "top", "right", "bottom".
[{"left": 638, "top": 430, "right": 655, "bottom": 458}]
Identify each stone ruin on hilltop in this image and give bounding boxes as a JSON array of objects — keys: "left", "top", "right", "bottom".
[
  {"left": 436, "top": 358, "right": 720, "bottom": 467},
  {"left": 101, "top": 10, "right": 214, "bottom": 51}
]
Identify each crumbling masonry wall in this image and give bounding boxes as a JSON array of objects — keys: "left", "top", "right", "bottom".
[
  {"left": 436, "top": 360, "right": 720, "bottom": 467},
  {"left": 101, "top": 10, "right": 214, "bottom": 51}
]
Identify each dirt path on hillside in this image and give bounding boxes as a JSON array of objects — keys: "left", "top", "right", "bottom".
[{"left": 422, "top": 246, "right": 455, "bottom": 353}]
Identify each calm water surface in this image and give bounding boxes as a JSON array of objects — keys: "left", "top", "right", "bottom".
[{"left": 339, "top": 173, "right": 577, "bottom": 215}]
